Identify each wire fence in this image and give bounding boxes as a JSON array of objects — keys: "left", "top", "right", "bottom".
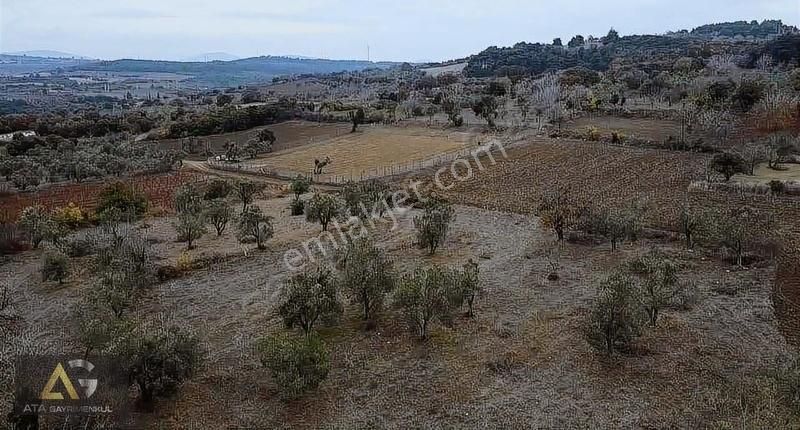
[{"left": 206, "top": 142, "right": 499, "bottom": 185}]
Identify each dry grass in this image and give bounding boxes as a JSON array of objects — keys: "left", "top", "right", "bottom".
[
  {"left": 244, "top": 126, "right": 472, "bottom": 177},
  {"left": 734, "top": 163, "right": 800, "bottom": 185}
]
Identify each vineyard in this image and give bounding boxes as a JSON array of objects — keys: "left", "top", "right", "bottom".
[{"left": 0, "top": 171, "right": 203, "bottom": 222}]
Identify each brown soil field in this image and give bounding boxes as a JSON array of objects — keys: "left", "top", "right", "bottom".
[
  {"left": 733, "top": 163, "right": 800, "bottom": 184},
  {"left": 567, "top": 115, "right": 700, "bottom": 144},
  {"left": 1, "top": 198, "right": 794, "bottom": 428},
  {"left": 148, "top": 121, "right": 352, "bottom": 160},
  {"left": 243, "top": 125, "right": 477, "bottom": 179},
  {"left": 435, "top": 137, "right": 710, "bottom": 229}
]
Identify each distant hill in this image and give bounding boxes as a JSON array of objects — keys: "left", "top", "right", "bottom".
[
  {"left": 73, "top": 56, "right": 399, "bottom": 87},
  {"left": 4, "top": 50, "right": 92, "bottom": 60},
  {"left": 182, "top": 52, "right": 240, "bottom": 62},
  {"left": 689, "top": 20, "right": 797, "bottom": 39}
]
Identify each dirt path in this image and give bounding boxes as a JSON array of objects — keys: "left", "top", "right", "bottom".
[{"left": 182, "top": 160, "right": 341, "bottom": 192}]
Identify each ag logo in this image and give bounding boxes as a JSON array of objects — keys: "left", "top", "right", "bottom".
[{"left": 40, "top": 359, "right": 98, "bottom": 400}]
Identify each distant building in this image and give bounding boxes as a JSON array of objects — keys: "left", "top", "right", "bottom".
[{"left": 0, "top": 130, "right": 36, "bottom": 142}]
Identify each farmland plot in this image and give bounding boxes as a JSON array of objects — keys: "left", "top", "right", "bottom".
[{"left": 243, "top": 125, "right": 477, "bottom": 179}]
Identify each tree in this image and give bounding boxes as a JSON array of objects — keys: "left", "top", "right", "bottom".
[
  {"left": 236, "top": 206, "right": 274, "bottom": 250},
  {"left": 349, "top": 107, "right": 366, "bottom": 133},
  {"left": 414, "top": 198, "right": 455, "bottom": 255},
  {"left": 203, "top": 179, "right": 232, "bottom": 200},
  {"left": 472, "top": 96, "right": 500, "bottom": 129},
  {"left": 205, "top": 199, "right": 233, "bottom": 236},
  {"left": 336, "top": 238, "right": 395, "bottom": 322},
  {"left": 257, "top": 334, "right": 330, "bottom": 400},
  {"left": 290, "top": 175, "right": 311, "bottom": 216},
  {"left": 18, "top": 205, "right": 57, "bottom": 249},
  {"left": 678, "top": 203, "right": 708, "bottom": 250},
  {"left": 583, "top": 203, "right": 645, "bottom": 251},
  {"left": 279, "top": 266, "right": 342, "bottom": 335},
  {"left": 74, "top": 301, "right": 133, "bottom": 359},
  {"left": 234, "top": 180, "right": 263, "bottom": 213},
  {"left": 41, "top": 251, "right": 69, "bottom": 284},
  {"left": 553, "top": 38, "right": 563, "bottom": 47},
  {"left": 627, "top": 252, "right": 679, "bottom": 326},
  {"left": 395, "top": 265, "right": 457, "bottom": 340},
  {"left": 126, "top": 326, "right": 201, "bottom": 409},
  {"left": 603, "top": 28, "right": 620, "bottom": 44},
  {"left": 539, "top": 187, "right": 580, "bottom": 241},
  {"left": 96, "top": 182, "right": 148, "bottom": 220},
  {"left": 451, "top": 259, "right": 481, "bottom": 317},
  {"left": 710, "top": 152, "right": 747, "bottom": 181},
  {"left": 257, "top": 128, "right": 276, "bottom": 146},
  {"left": 441, "top": 84, "right": 464, "bottom": 127},
  {"left": 713, "top": 206, "right": 774, "bottom": 267},
  {"left": 568, "top": 35, "right": 585, "bottom": 48},
  {"left": 585, "top": 272, "right": 643, "bottom": 355},
  {"left": 174, "top": 184, "right": 204, "bottom": 214},
  {"left": 216, "top": 94, "right": 233, "bottom": 106},
  {"left": 173, "top": 211, "right": 207, "bottom": 250},
  {"left": 10, "top": 168, "right": 40, "bottom": 191},
  {"left": 243, "top": 139, "right": 271, "bottom": 159},
  {"left": 305, "top": 193, "right": 343, "bottom": 232}
]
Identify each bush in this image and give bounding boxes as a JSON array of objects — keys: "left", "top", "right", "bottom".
[
  {"left": 52, "top": 203, "right": 85, "bottom": 229},
  {"left": 61, "top": 236, "right": 96, "bottom": 258},
  {"left": 395, "top": 265, "right": 457, "bottom": 339},
  {"left": 710, "top": 152, "right": 747, "bottom": 181},
  {"left": 203, "top": 179, "right": 232, "bottom": 200},
  {"left": 585, "top": 272, "right": 643, "bottom": 355},
  {"left": 451, "top": 259, "right": 481, "bottom": 317},
  {"left": 96, "top": 182, "right": 148, "bottom": 220},
  {"left": 173, "top": 211, "right": 207, "bottom": 250},
  {"left": 42, "top": 251, "right": 69, "bottom": 284},
  {"left": 586, "top": 126, "right": 601, "bottom": 141},
  {"left": 126, "top": 326, "right": 202, "bottom": 409},
  {"left": 257, "top": 334, "right": 330, "bottom": 400},
  {"left": 290, "top": 198, "right": 305, "bottom": 216},
  {"left": 18, "top": 205, "right": 64, "bottom": 249},
  {"left": 279, "top": 266, "right": 341, "bottom": 335},
  {"left": 414, "top": 198, "right": 455, "bottom": 255},
  {"left": 174, "top": 184, "right": 204, "bottom": 214},
  {"left": 770, "top": 180, "right": 787, "bottom": 195}
]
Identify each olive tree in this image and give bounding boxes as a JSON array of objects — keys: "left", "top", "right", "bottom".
[
  {"left": 712, "top": 206, "right": 774, "bottom": 267},
  {"left": 126, "top": 326, "right": 202, "bottom": 410},
  {"left": 451, "top": 259, "right": 481, "bottom": 317},
  {"left": 278, "top": 266, "right": 342, "bottom": 336},
  {"left": 305, "top": 193, "right": 343, "bottom": 232},
  {"left": 257, "top": 334, "right": 330, "bottom": 400},
  {"left": 585, "top": 272, "right": 644, "bottom": 355},
  {"left": 205, "top": 199, "right": 233, "bottom": 236},
  {"left": 414, "top": 198, "right": 455, "bottom": 255},
  {"left": 236, "top": 206, "right": 274, "bottom": 250},
  {"left": 289, "top": 175, "right": 311, "bottom": 216},
  {"left": 394, "top": 265, "right": 457, "bottom": 340},
  {"left": 627, "top": 251, "right": 679, "bottom": 326},
  {"left": 234, "top": 180, "right": 264, "bottom": 213},
  {"left": 336, "top": 237, "right": 395, "bottom": 322},
  {"left": 539, "top": 187, "right": 580, "bottom": 242},
  {"left": 173, "top": 211, "right": 207, "bottom": 250},
  {"left": 678, "top": 203, "right": 709, "bottom": 250}
]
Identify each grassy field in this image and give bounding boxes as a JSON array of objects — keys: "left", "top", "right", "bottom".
[{"left": 244, "top": 125, "right": 475, "bottom": 178}]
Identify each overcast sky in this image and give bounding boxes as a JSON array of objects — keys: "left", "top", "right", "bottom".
[{"left": 1, "top": 0, "right": 798, "bottom": 62}]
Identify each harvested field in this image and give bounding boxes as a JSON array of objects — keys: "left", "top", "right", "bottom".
[
  {"left": 149, "top": 121, "right": 352, "bottom": 159},
  {"left": 437, "top": 137, "right": 710, "bottom": 229},
  {"left": 567, "top": 115, "right": 706, "bottom": 145},
  {"left": 243, "top": 125, "right": 477, "bottom": 179}
]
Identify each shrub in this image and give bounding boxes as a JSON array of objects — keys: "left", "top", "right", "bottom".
[
  {"left": 257, "top": 334, "right": 330, "bottom": 400},
  {"left": 61, "top": 236, "right": 96, "bottom": 258},
  {"left": 585, "top": 272, "right": 643, "bottom": 355},
  {"left": 414, "top": 198, "right": 455, "bottom": 255},
  {"left": 52, "top": 203, "right": 85, "bottom": 229},
  {"left": 203, "top": 179, "right": 232, "bottom": 200},
  {"left": 279, "top": 266, "right": 342, "bottom": 335},
  {"left": 176, "top": 251, "right": 193, "bottom": 271},
  {"left": 586, "top": 126, "right": 601, "bottom": 141},
  {"left": 234, "top": 180, "right": 264, "bottom": 213},
  {"left": 336, "top": 237, "right": 395, "bottom": 322},
  {"left": 770, "top": 180, "right": 787, "bottom": 195},
  {"left": 610, "top": 131, "right": 625, "bottom": 144},
  {"left": 42, "top": 252, "right": 69, "bottom": 284},
  {"left": 395, "top": 265, "right": 457, "bottom": 340},
  {"left": 290, "top": 175, "right": 311, "bottom": 199},
  {"left": 126, "top": 326, "right": 202, "bottom": 409},
  {"left": 96, "top": 182, "right": 148, "bottom": 220},
  {"left": 236, "top": 206, "right": 274, "bottom": 250},
  {"left": 710, "top": 152, "right": 747, "bottom": 181},
  {"left": 305, "top": 193, "right": 343, "bottom": 232},
  {"left": 539, "top": 187, "right": 580, "bottom": 241},
  {"left": 290, "top": 198, "right": 305, "bottom": 216},
  {"left": 18, "top": 205, "right": 56, "bottom": 249},
  {"left": 205, "top": 200, "right": 233, "bottom": 236},
  {"left": 0, "top": 223, "right": 28, "bottom": 255}
]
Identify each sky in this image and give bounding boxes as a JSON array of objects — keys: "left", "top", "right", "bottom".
[{"left": 1, "top": 0, "right": 798, "bottom": 62}]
